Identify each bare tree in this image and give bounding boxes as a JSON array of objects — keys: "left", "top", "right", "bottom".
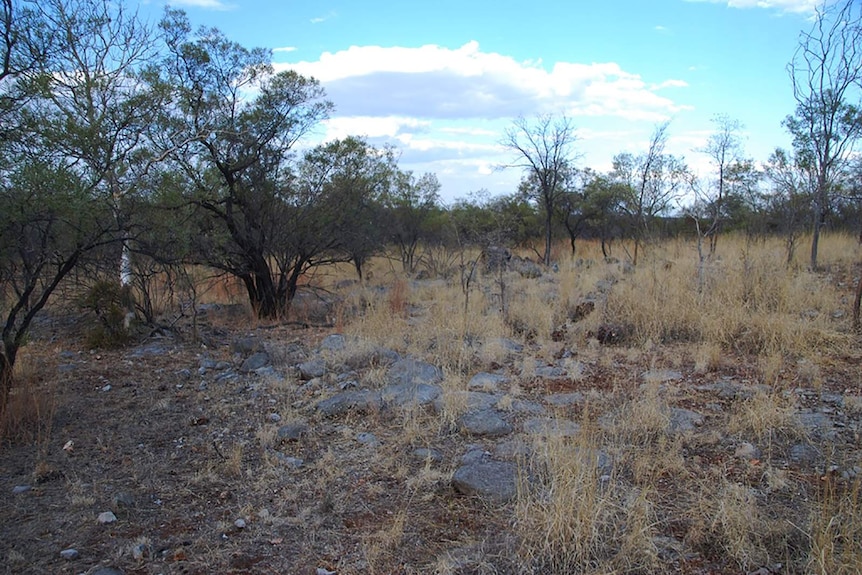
[
  {"left": 787, "top": 0, "right": 862, "bottom": 270},
  {"left": 612, "top": 122, "right": 687, "bottom": 265},
  {"left": 502, "top": 114, "right": 578, "bottom": 266},
  {"left": 699, "top": 115, "right": 745, "bottom": 257}
]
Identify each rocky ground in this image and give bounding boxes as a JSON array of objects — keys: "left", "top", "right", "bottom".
[{"left": 1, "top": 276, "right": 861, "bottom": 574}]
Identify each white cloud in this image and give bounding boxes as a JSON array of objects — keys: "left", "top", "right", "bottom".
[
  {"left": 682, "top": 0, "right": 827, "bottom": 13},
  {"left": 273, "top": 46, "right": 297, "bottom": 53},
  {"left": 278, "top": 41, "right": 688, "bottom": 122},
  {"left": 311, "top": 11, "right": 337, "bottom": 24},
  {"left": 167, "top": 0, "right": 234, "bottom": 10}
]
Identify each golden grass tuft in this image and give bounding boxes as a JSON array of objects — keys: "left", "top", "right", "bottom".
[
  {"left": 808, "top": 475, "right": 862, "bottom": 574},
  {"left": 516, "top": 424, "right": 660, "bottom": 574}
]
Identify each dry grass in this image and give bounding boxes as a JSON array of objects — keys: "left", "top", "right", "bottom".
[
  {"left": 808, "top": 476, "right": 862, "bottom": 574},
  {"left": 2, "top": 233, "right": 860, "bottom": 574},
  {"left": 0, "top": 351, "right": 57, "bottom": 447},
  {"left": 516, "top": 423, "right": 660, "bottom": 574}
]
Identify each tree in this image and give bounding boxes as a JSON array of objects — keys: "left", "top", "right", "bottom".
[
  {"left": 155, "top": 10, "right": 332, "bottom": 318},
  {"left": 386, "top": 171, "right": 440, "bottom": 274},
  {"left": 787, "top": 0, "right": 862, "bottom": 270},
  {"left": 763, "top": 147, "right": 817, "bottom": 266},
  {"left": 0, "top": 0, "right": 162, "bottom": 414},
  {"left": 699, "top": 115, "right": 745, "bottom": 256},
  {"left": 502, "top": 114, "right": 578, "bottom": 266},
  {"left": 612, "top": 122, "right": 688, "bottom": 264}
]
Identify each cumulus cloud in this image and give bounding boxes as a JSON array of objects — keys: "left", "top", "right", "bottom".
[
  {"left": 277, "top": 41, "right": 688, "bottom": 122},
  {"left": 682, "top": 0, "right": 826, "bottom": 13},
  {"left": 273, "top": 46, "right": 297, "bottom": 53}
]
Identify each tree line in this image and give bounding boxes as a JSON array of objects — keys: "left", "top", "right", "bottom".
[{"left": 1, "top": 0, "right": 861, "bottom": 414}]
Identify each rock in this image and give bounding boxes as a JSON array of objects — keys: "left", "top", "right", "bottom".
[
  {"left": 320, "top": 334, "right": 346, "bottom": 352},
  {"left": 356, "top": 432, "right": 379, "bottom": 446},
  {"left": 60, "top": 548, "right": 79, "bottom": 560},
  {"left": 669, "top": 408, "right": 704, "bottom": 433},
  {"left": 275, "top": 341, "right": 308, "bottom": 365},
  {"left": 412, "top": 448, "right": 443, "bottom": 464},
  {"left": 523, "top": 417, "right": 581, "bottom": 437},
  {"left": 484, "top": 245, "right": 512, "bottom": 272},
  {"left": 381, "top": 382, "right": 442, "bottom": 408},
  {"left": 452, "top": 460, "right": 519, "bottom": 502},
  {"left": 642, "top": 369, "right": 683, "bottom": 383},
  {"left": 495, "top": 439, "right": 533, "bottom": 460},
  {"left": 11, "top": 485, "right": 30, "bottom": 494},
  {"left": 240, "top": 351, "right": 270, "bottom": 373},
  {"left": 434, "top": 391, "right": 499, "bottom": 413},
  {"left": 511, "top": 256, "right": 543, "bottom": 278},
  {"left": 467, "top": 372, "right": 508, "bottom": 393},
  {"left": 98, "top": 511, "right": 118, "bottom": 524},
  {"left": 268, "top": 413, "right": 282, "bottom": 423},
  {"left": 544, "top": 392, "right": 585, "bottom": 407},
  {"left": 461, "top": 448, "right": 489, "bottom": 464},
  {"left": 386, "top": 358, "right": 444, "bottom": 387},
  {"left": 298, "top": 358, "right": 326, "bottom": 380},
  {"left": 132, "top": 543, "right": 149, "bottom": 561},
  {"left": 533, "top": 365, "right": 566, "bottom": 379},
  {"left": 796, "top": 411, "right": 832, "bottom": 436},
  {"left": 92, "top": 567, "right": 124, "bottom": 575},
  {"left": 789, "top": 443, "right": 821, "bottom": 466},
  {"left": 112, "top": 492, "right": 135, "bottom": 508},
  {"left": 458, "top": 409, "right": 512, "bottom": 437},
  {"left": 233, "top": 336, "right": 264, "bottom": 355},
  {"left": 483, "top": 338, "right": 524, "bottom": 354},
  {"left": 506, "top": 399, "right": 547, "bottom": 414},
  {"left": 277, "top": 422, "right": 309, "bottom": 442},
  {"left": 234, "top": 518, "right": 246, "bottom": 529},
  {"left": 343, "top": 346, "right": 400, "bottom": 370},
  {"left": 255, "top": 366, "right": 280, "bottom": 379},
  {"left": 272, "top": 452, "right": 304, "bottom": 468},
  {"left": 315, "top": 390, "right": 382, "bottom": 417},
  {"left": 734, "top": 442, "right": 761, "bottom": 460}
]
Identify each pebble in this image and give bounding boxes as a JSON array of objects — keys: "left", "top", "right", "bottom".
[
  {"left": 60, "top": 548, "right": 79, "bottom": 560},
  {"left": 235, "top": 518, "right": 247, "bottom": 529},
  {"left": 98, "top": 511, "right": 118, "bottom": 524},
  {"left": 11, "top": 485, "right": 31, "bottom": 494},
  {"left": 132, "top": 543, "right": 148, "bottom": 561}
]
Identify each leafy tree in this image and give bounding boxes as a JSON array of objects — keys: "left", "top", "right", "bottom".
[
  {"left": 0, "top": 0, "right": 162, "bottom": 413},
  {"left": 155, "top": 10, "right": 332, "bottom": 318},
  {"left": 763, "top": 148, "right": 816, "bottom": 266},
  {"left": 787, "top": 0, "right": 862, "bottom": 269},
  {"left": 502, "top": 114, "right": 578, "bottom": 266},
  {"left": 385, "top": 171, "right": 441, "bottom": 273}
]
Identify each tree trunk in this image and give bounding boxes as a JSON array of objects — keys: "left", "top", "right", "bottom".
[
  {"left": 543, "top": 209, "right": 552, "bottom": 266},
  {"left": 810, "top": 182, "right": 825, "bottom": 271},
  {"left": 853, "top": 269, "right": 862, "bottom": 332},
  {"left": 0, "top": 344, "right": 16, "bottom": 420}
]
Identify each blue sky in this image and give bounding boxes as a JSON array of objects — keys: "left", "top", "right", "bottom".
[{"left": 142, "top": 0, "right": 828, "bottom": 203}]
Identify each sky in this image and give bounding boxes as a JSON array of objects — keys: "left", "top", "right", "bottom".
[{"left": 139, "top": 0, "right": 832, "bottom": 203}]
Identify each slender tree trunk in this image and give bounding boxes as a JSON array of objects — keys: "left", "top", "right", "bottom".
[
  {"left": 810, "top": 180, "right": 825, "bottom": 271},
  {"left": 0, "top": 349, "right": 12, "bottom": 420},
  {"left": 853, "top": 269, "right": 862, "bottom": 331},
  {"left": 543, "top": 208, "right": 552, "bottom": 266}
]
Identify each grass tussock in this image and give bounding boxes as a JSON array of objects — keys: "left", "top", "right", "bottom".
[
  {"left": 516, "top": 425, "right": 660, "bottom": 574},
  {"left": 0, "top": 353, "right": 56, "bottom": 446},
  {"left": 808, "top": 476, "right": 862, "bottom": 575}
]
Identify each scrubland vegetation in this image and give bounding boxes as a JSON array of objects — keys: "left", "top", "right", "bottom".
[
  {"left": 1, "top": 233, "right": 860, "bottom": 574},
  {"left": 3, "top": 0, "right": 862, "bottom": 572}
]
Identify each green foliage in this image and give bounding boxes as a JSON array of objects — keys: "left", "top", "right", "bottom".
[{"left": 79, "top": 280, "right": 136, "bottom": 349}]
